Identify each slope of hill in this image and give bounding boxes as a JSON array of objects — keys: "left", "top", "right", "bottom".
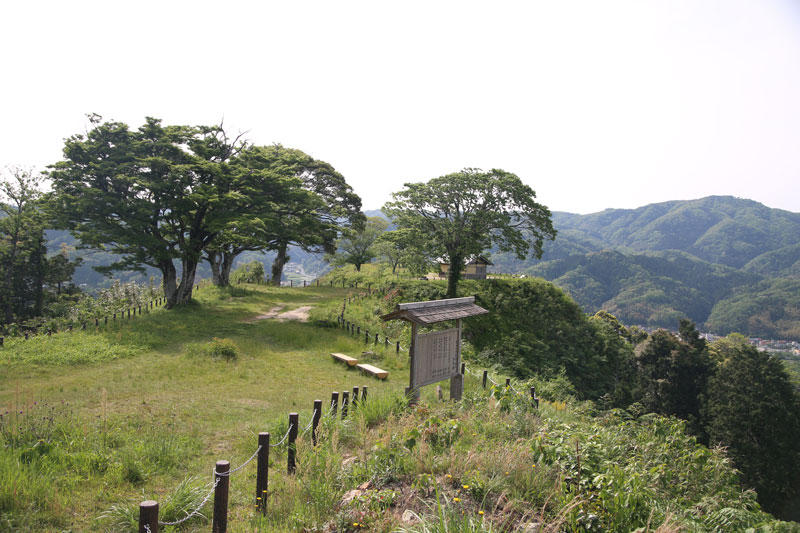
[
  {"left": 486, "top": 197, "right": 800, "bottom": 338},
  {"left": 525, "top": 250, "right": 762, "bottom": 327}
]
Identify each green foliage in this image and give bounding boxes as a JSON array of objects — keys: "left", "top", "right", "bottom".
[
  {"left": 706, "top": 278, "right": 800, "bottom": 340},
  {"left": 0, "top": 167, "right": 48, "bottom": 325},
  {"left": 391, "top": 279, "right": 633, "bottom": 401},
  {"left": 231, "top": 259, "right": 266, "bottom": 284},
  {"left": 329, "top": 216, "right": 389, "bottom": 272},
  {"left": 384, "top": 168, "right": 555, "bottom": 297},
  {"left": 632, "top": 326, "right": 711, "bottom": 436},
  {"left": 703, "top": 336, "right": 800, "bottom": 513},
  {"left": 205, "top": 337, "right": 239, "bottom": 360},
  {"left": 47, "top": 116, "right": 251, "bottom": 307}
]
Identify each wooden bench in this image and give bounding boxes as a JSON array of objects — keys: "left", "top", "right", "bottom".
[
  {"left": 330, "top": 352, "right": 358, "bottom": 366},
  {"left": 356, "top": 363, "right": 388, "bottom": 380}
]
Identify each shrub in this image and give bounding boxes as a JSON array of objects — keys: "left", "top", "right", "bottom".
[{"left": 207, "top": 337, "right": 239, "bottom": 360}]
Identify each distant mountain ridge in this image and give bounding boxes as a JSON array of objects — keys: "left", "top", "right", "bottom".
[{"left": 488, "top": 196, "right": 800, "bottom": 339}]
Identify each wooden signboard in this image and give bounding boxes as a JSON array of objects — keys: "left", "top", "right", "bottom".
[
  {"left": 381, "top": 296, "right": 488, "bottom": 404},
  {"left": 413, "top": 328, "right": 460, "bottom": 388}
]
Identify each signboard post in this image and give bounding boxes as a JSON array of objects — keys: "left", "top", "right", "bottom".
[{"left": 382, "top": 296, "right": 487, "bottom": 404}]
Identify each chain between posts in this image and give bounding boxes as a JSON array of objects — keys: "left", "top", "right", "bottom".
[
  {"left": 269, "top": 424, "right": 294, "bottom": 447},
  {"left": 215, "top": 445, "right": 262, "bottom": 477},
  {"left": 158, "top": 477, "right": 220, "bottom": 526},
  {"left": 301, "top": 409, "right": 319, "bottom": 434}
]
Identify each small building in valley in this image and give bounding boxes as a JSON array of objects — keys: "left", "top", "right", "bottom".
[{"left": 438, "top": 255, "right": 493, "bottom": 280}]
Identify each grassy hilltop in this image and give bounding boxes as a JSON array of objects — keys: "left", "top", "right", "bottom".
[{"left": 0, "top": 279, "right": 797, "bottom": 531}]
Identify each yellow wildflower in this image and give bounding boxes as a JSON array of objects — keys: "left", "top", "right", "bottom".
[{"left": 478, "top": 510, "right": 484, "bottom": 515}]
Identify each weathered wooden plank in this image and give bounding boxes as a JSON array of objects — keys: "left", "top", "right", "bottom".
[
  {"left": 330, "top": 353, "right": 358, "bottom": 366},
  {"left": 356, "top": 363, "right": 389, "bottom": 379}
]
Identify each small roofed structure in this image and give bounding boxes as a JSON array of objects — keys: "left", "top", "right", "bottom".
[
  {"left": 438, "top": 255, "right": 493, "bottom": 280},
  {"left": 381, "top": 296, "right": 489, "bottom": 324},
  {"left": 382, "top": 296, "right": 489, "bottom": 403}
]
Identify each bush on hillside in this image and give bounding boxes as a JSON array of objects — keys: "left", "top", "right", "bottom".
[{"left": 231, "top": 260, "right": 265, "bottom": 284}]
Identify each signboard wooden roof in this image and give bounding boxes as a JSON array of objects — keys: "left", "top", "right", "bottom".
[{"left": 381, "top": 296, "right": 488, "bottom": 325}]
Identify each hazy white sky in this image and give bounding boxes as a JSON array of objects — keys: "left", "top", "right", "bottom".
[{"left": 2, "top": 0, "right": 799, "bottom": 214}]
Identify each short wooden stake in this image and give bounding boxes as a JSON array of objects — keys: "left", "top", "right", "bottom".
[
  {"left": 330, "top": 392, "right": 339, "bottom": 415},
  {"left": 506, "top": 378, "right": 511, "bottom": 388},
  {"left": 287, "top": 413, "right": 298, "bottom": 474},
  {"left": 341, "top": 391, "right": 349, "bottom": 419},
  {"left": 256, "top": 433, "right": 269, "bottom": 515},
  {"left": 139, "top": 500, "right": 159, "bottom": 533},
  {"left": 461, "top": 362, "right": 465, "bottom": 375},
  {"left": 364, "top": 330, "right": 369, "bottom": 343},
  {"left": 384, "top": 337, "right": 389, "bottom": 348},
  {"left": 352, "top": 386, "right": 359, "bottom": 408},
  {"left": 396, "top": 341, "right": 400, "bottom": 353},
  {"left": 0, "top": 337, "right": 3, "bottom": 347},
  {"left": 312, "top": 400, "right": 322, "bottom": 446},
  {"left": 482, "top": 370, "right": 488, "bottom": 389},
  {"left": 213, "top": 460, "right": 230, "bottom": 533},
  {"left": 374, "top": 333, "right": 379, "bottom": 345}
]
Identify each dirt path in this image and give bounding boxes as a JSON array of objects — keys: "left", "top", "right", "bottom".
[
  {"left": 245, "top": 305, "right": 313, "bottom": 323},
  {"left": 275, "top": 306, "right": 312, "bottom": 322}
]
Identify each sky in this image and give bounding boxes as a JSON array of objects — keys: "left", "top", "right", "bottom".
[{"left": 2, "top": 0, "right": 800, "bottom": 214}]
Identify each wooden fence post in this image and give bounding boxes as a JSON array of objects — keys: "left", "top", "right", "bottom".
[
  {"left": 361, "top": 386, "right": 368, "bottom": 402},
  {"left": 396, "top": 341, "right": 400, "bottom": 353},
  {"left": 0, "top": 337, "right": 3, "bottom": 347},
  {"left": 213, "top": 460, "right": 230, "bottom": 533},
  {"left": 506, "top": 378, "right": 511, "bottom": 388},
  {"left": 357, "top": 326, "right": 360, "bottom": 335},
  {"left": 341, "top": 391, "right": 349, "bottom": 419},
  {"left": 312, "top": 400, "right": 322, "bottom": 446},
  {"left": 352, "top": 386, "right": 359, "bottom": 408},
  {"left": 461, "top": 363, "right": 465, "bottom": 375},
  {"left": 330, "top": 392, "right": 339, "bottom": 415},
  {"left": 288, "top": 413, "right": 298, "bottom": 474},
  {"left": 374, "top": 333, "right": 378, "bottom": 345},
  {"left": 482, "top": 370, "right": 488, "bottom": 389},
  {"left": 384, "top": 337, "right": 389, "bottom": 348},
  {"left": 256, "top": 432, "right": 269, "bottom": 515},
  {"left": 531, "top": 387, "right": 539, "bottom": 408},
  {"left": 139, "top": 500, "right": 159, "bottom": 533},
  {"left": 364, "top": 330, "right": 369, "bottom": 343}
]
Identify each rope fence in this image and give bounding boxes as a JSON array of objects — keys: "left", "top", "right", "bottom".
[
  {"left": 0, "top": 280, "right": 213, "bottom": 346},
  {"left": 137, "top": 388, "right": 367, "bottom": 532}
]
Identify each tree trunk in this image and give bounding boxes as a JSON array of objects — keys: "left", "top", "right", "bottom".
[
  {"left": 174, "top": 258, "right": 198, "bottom": 305},
  {"left": 355, "top": 263, "right": 362, "bottom": 272},
  {"left": 446, "top": 251, "right": 463, "bottom": 298},
  {"left": 161, "top": 260, "right": 179, "bottom": 308},
  {"left": 219, "top": 251, "right": 235, "bottom": 287},
  {"left": 208, "top": 251, "right": 223, "bottom": 286},
  {"left": 270, "top": 242, "right": 289, "bottom": 286}
]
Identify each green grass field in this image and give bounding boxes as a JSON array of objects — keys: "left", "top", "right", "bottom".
[
  {"left": 1, "top": 281, "right": 794, "bottom": 532},
  {"left": 0, "top": 284, "right": 416, "bottom": 531}
]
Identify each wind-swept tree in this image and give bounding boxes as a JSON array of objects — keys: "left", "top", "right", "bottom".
[
  {"left": 219, "top": 145, "right": 362, "bottom": 286},
  {"left": 48, "top": 116, "right": 247, "bottom": 307},
  {"left": 328, "top": 216, "right": 389, "bottom": 272},
  {"left": 384, "top": 168, "right": 556, "bottom": 297}
]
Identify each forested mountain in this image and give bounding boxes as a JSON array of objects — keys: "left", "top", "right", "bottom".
[{"left": 488, "top": 196, "right": 800, "bottom": 339}]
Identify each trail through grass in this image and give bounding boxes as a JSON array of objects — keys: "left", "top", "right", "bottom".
[{"left": 0, "top": 284, "right": 409, "bottom": 531}]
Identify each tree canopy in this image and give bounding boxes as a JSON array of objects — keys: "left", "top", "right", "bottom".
[
  {"left": 328, "top": 216, "right": 388, "bottom": 272},
  {"left": 384, "top": 168, "right": 556, "bottom": 297},
  {"left": 47, "top": 116, "right": 249, "bottom": 307}
]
